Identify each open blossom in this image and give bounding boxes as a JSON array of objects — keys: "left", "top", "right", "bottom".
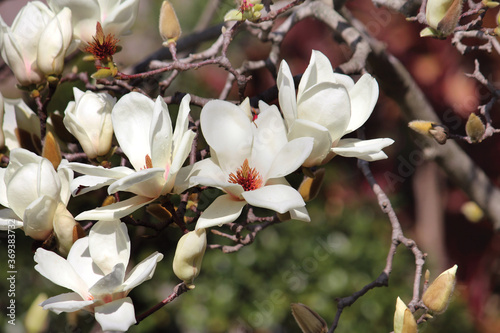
[
  {"left": 0, "top": 2, "right": 72, "bottom": 85},
  {"left": 278, "top": 50, "right": 394, "bottom": 167},
  {"left": 0, "top": 149, "right": 77, "bottom": 254},
  {"left": 63, "top": 87, "right": 116, "bottom": 159},
  {"left": 48, "top": 0, "right": 140, "bottom": 45},
  {"left": 67, "top": 92, "right": 195, "bottom": 221},
  {"left": 179, "top": 100, "right": 314, "bottom": 230},
  {"left": 34, "top": 219, "right": 163, "bottom": 332}
]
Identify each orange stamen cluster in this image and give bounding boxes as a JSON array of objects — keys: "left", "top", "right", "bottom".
[
  {"left": 228, "top": 159, "right": 263, "bottom": 191},
  {"left": 141, "top": 154, "right": 153, "bottom": 170},
  {"left": 83, "top": 22, "right": 119, "bottom": 61}
]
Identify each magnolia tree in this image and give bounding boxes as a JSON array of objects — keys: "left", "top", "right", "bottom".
[{"left": 0, "top": 0, "right": 499, "bottom": 332}]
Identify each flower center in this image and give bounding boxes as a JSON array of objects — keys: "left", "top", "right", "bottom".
[{"left": 228, "top": 159, "right": 263, "bottom": 191}]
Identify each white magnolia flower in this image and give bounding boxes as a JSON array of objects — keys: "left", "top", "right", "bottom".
[
  {"left": 180, "top": 100, "right": 314, "bottom": 230},
  {"left": 2, "top": 97, "right": 44, "bottom": 152},
  {"left": 34, "top": 219, "right": 163, "bottom": 332},
  {"left": 0, "top": 2, "right": 72, "bottom": 85},
  {"left": 68, "top": 92, "right": 195, "bottom": 221},
  {"left": 63, "top": 87, "right": 116, "bottom": 159},
  {"left": 173, "top": 228, "right": 207, "bottom": 288},
  {"left": 278, "top": 50, "right": 394, "bottom": 167},
  {"left": 48, "top": 0, "right": 140, "bottom": 45},
  {"left": 0, "top": 148, "right": 76, "bottom": 254}
]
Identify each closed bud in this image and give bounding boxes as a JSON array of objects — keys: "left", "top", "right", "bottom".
[
  {"left": 291, "top": 303, "right": 328, "bottom": 333},
  {"left": 91, "top": 68, "right": 116, "bottom": 79},
  {"left": 408, "top": 120, "right": 448, "bottom": 144},
  {"left": 159, "top": 1, "right": 182, "bottom": 46},
  {"left": 460, "top": 201, "right": 484, "bottom": 223},
  {"left": 422, "top": 0, "right": 464, "bottom": 38},
  {"left": 24, "top": 293, "right": 49, "bottom": 333},
  {"left": 394, "top": 297, "right": 417, "bottom": 333},
  {"left": 173, "top": 228, "right": 207, "bottom": 288},
  {"left": 465, "top": 113, "right": 485, "bottom": 143},
  {"left": 483, "top": 0, "right": 500, "bottom": 8},
  {"left": 299, "top": 168, "right": 325, "bottom": 202},
  {"left": 146, "top": 203, "right": 173, "bottom": 221},
  {"left": 422, "top": 264, "right": 458, "bottom": 313}
]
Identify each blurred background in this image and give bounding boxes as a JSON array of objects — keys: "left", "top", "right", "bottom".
[{"left": 1, "top": 0, "right": 499, "bottom": 332}]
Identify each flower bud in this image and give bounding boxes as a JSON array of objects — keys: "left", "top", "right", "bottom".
[
  {"left": 408, "top": 120, "right": 448, "bottom": 144},
  {"left": 460, "top": 201, "right": 484, "bottom": 223},
  {"left": 484, "top": 0, "right": 500, "bottom": 8},
  {"left": 159, "top": 1, "right": 182, "bottom": 46},
  {"left": 24, "top": 293, "right": 49, "bottom": 333},
  {"left": 422, "top": 264, "right": 458, "bottom": 313},
  {"left": 63, "top": 88, "right": 115, "bottom": 159},
  {"left": 37, "top": 7, "right": 72, "bottom": 77},
  {"left": 394, "top": 297, "right": 417, "bottom": 333},
  {"left": 421, "top": 0, "right": 464, "bottom": 38},
  {"left": 291, "top": 303, "right": 328, "bottom": 333},
  {"left": 173, "top": 228, "right": 207, "bottom": 288},
  {"left": 465, "top": 113, "right": 485, "bottom": 143},
  {"left": 298, "top": 168, "right": 325, "bottom": 202}
]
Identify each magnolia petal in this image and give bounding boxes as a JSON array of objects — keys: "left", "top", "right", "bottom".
[
  {"left": 74, "top": 195, "right": 155, "bottom": 221},
  {"left": 298, "top": 50, "right": 337, "bottom": 96},
  {"left": 108, "top": 167, "right": 165, "bottom": 198},
  {"left": 89, "top": 263, "right": 126, "bottom": 296},
  {"left": 200, "top": 100, "right": 252, "bottom": 174},
  {"left": 112, "top": 92, "right": 154, "bottom": 171},
  {"left": 57, "top": 161, "right": 74, "bottom": 205},
  {"left": 186, "top": 159, "right": 228, "bottom": 187},
  {"left": 40, "top": 292, "right": 94, "bottom": 314},
  {"left": 67, "top": 162, "right": 134, "bottom": 179},
  {"left": 149, "top": 96, "right": 172, "bottom": 169},
  {"left": 94, "top": 297, "right": 136, "bottom": 332},
  {"left": 288, "top": 119, "right": 333, "bottom": 167},
  {"left": 66, "top": 236, "right": 104, "bottom": 288},
  {"left": 332, "top": 138, "right": 394, "bottom": 159},
  {"left": 242, "top": 184, "right": 305, "bottom": 214},
  {"left": 251, "top": 103, "right": 288, "bottom": 176},
  {"left": 172, "top": 94, "right": 192, "bottom": 155},
  {"left": 277, "top": 60, "right": 298, "bottom": 129},
  {"left": 7, "top": 159, "right": 60, "bottom": 219},
  {"left": 297, "top": 81, "right": 351, "bottom": 143},
  {"left": 22, "top": 195, "right": 58, "bottom": 240},
  {"left": 70, "top": 174, "right": 117, "bottom": 196},
  {"left": 265, "top": 137, "right": 314, "bottom": 180},
  {"left": 289, "top": 206, "right": 311, "bottom": 222},
  {"left": 121, "top": 252, "right": 164, "bottom": 291},
  {"left": 344, "top": 74, "right": 379, "bottom": 134},
  {"left": 195, "top": 194, "right": 246, "bottom": 230},
  {"left": 89, "top": 220, "right": 130, "bottom": 276},
  {"left": 162, "top": 130, "right": 196, "bottom": 195},
  {"left": 34, "top": 247, "right": 91, "bottom": 300}
]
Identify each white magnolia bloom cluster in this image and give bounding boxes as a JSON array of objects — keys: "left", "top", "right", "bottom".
[
  {"left": 0, "top": 0, "right": 139, "bottom": 87},
  {"left": 0, "top": 1, "right": 393, "bottom": 325}
]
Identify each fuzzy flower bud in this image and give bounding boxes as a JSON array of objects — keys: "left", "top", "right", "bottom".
[
  {"left": 173, "top": 228, "right": 207, "bottom": 288},
  {"left": 394, "top": 297, "right": 417, "bottom": 333},
  {"left": 291, "top": 303, "right": 328, "bottom": 333},
  {"left": 159, "top": 1, "right": 182, "bottom": 46},
  {"left": 465, "top": 113, "right": 485, "bottom": 143},
  {"left": 420, "top": 0, "right": 464, "bottom": 38},
  {"left": 422, "top": 264, "right": 458, "bottom": 313}
]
